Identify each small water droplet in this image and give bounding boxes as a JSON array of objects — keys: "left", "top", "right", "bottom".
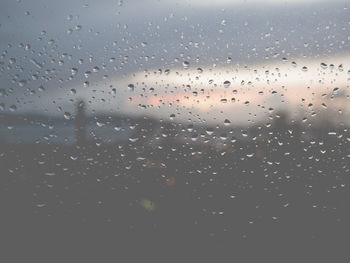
[
  {"left": 206, "top": 128, "right": 214, "bottom": 135},
  {"left": 320, "top": 63, "right": 327, "bottom": 69},
  {"left": 223, "top": 80, "right": 231, "bottom": 88},
  {"left": 71, "top": 68, "right": 78, "bottom": 75},
  {"left": 9, "top": 58, "right": 16, "bottom": 64},
  {"left": 183, "top": 61, "right": 190, "bottom": 69},
  {"left": 9, "top": 105, "right": 17, "bottom": 112},
  {"left": 96, "top": 121, "right": 105, "bottom": 127},
  {"left": 128, "top": 84, "right": 135, "bottom": 91},
  {"left": 129, "top": 136, "right": 139, "bottom": 142},
  {"left": 64, "top": 112, "right": 71, "bottom": 120}
]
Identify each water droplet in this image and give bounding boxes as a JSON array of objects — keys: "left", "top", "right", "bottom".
[
  {"left": 129, "top": 136, "right": 139, "bottom": 142},
  {"left": 191, "top": 134, "right": 198, "bottom": 141},
  {"left": 96, "top": 121, "right": 105, "bottom": 127},
  {"left": 224, "top": 119, "right": 231, "bottom": 126},
  {"left": 9, "top": 105, "right": 17, "bottom": 112},
  {"left": 64, "top": 112, "right": 71, "bottom": 120},
  {"left": 241, "top": 130, "right": 248, "bottom": 137},
  {"left": 187, "top": 124, "right": 194, "bottom": 132},
  {"left": 320, "top": 63, "right": 327, "bottom": 69},
  {"left": 9, "top": 58, "right": 16, "bottom": 64},
  {"left": 18, "top": 79, "right": 27, "bottom": 87},
  {"left": 128, "top": 84, "right": 135, "bottom": 91},
  {"left": 84, "top": 71, "right": 91, "bottom": 78},
  {"left": 71, "top": 68, "right": 78, "bottom": 75},
  {"left": 183, "top": 61, "right": 190, "bottom": 69},
  {"left": 223, "top": 80, "right": 231, "bottom": 88},
  {"left": 220, "top": 134, "right": 227, "bottom": 141},
  {"left": 206, "top": 128, "right": 214, "bottom": 135}
]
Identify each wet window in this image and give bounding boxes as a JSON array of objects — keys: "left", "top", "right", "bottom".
[{"left": 1, "top": 0, "right": 350, "bottom": 261}]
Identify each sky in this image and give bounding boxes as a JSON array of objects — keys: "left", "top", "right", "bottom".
[{"left": 0, "top": 0, "right": 349, "bottom": 125}]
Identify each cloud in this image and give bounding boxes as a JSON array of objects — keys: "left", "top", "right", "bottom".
[{"left": 165, "top": 0, "right": 344, "bottom": 7}]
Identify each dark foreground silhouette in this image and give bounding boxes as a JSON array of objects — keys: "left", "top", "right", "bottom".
[{"left": 1, "top": 112, "right": 350, "bottom": 262}]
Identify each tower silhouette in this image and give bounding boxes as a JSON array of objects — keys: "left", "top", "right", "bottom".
[{"left": 75, "top": 100, "right": 86, "bottom": 146}]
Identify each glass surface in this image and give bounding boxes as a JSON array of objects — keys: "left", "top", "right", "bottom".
[{"left": 1, "top": 0, "right": 350, "bottom": 261}]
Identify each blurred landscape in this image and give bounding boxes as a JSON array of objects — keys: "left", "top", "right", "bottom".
[
  {"left": 1, "top": 100, "right": 350, "bottom": 261},
  {"left": 1, "top": 0, "right": 350, "bottom": 261}
]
